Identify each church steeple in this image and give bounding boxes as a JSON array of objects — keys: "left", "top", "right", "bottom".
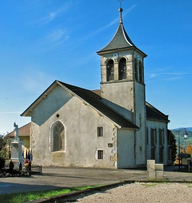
[
  {"left": 96, "top": 4, "right": 147, "bottom": 126},
  {"left": 97, "top": 2, "right": 147, "bottom": 168},
  {"left": 97, "top": 7, "right": 146, "bottom": 57}
]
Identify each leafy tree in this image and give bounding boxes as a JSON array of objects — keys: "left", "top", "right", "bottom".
[
  {"left": 186, "top": 143, "right": 192, "bottom": 157},
  {"left": 168, "top": 130, "right": 177, "bottom": 164},
  {"left": 0, "top": 134, "right": 8, "bottom": 159}
]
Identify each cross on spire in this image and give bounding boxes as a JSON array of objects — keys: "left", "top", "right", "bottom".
[{"left": 118, "top": 0, "right": 124, "bottom": 8}]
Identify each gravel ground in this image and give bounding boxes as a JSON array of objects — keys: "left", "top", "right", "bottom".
[{"left": 72, "top": 182, "right": 192, "bottom": 203}]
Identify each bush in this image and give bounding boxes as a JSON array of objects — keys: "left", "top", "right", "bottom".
[{"left": 0, "top": 157, "right": 5, "bottom": 169}]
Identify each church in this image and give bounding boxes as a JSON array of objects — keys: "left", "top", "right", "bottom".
[{"left": 21, "top": 7, "right": 170, "bottom": 168}]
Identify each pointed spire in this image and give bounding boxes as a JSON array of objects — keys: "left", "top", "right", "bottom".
[
  {"left": 118, "top": 0, "right": 123, "bottom": 24},
  {"left": 97, "top": 1, "right": 147, "bottom": 57},
  {"left": 119, "top": 7, "right": 123, "bottom": 24}
]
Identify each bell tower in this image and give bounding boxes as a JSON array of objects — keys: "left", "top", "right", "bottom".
[{"left": 97, "top": 6, "right": 147, "bottom": 166}]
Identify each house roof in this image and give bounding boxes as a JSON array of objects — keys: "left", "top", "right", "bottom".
[
  {"left": 21, "top": 80, "right": 138, "bottom": 129},
  {"left": 146, "top": 102, "right": 169, "bottom": 122},
  {"left": 22, "top": 81, "right": 169, "bottom": 126},
  {"left": 60, "top": 81, "right": 138, "bottom": 129},
  {"left": 93, "top": 90, "right": 169, "bottom": 123},
  {"left": 6, "top": 122, "right": 31, "bottom": 138},
  {"left": 97, "top": 8, "right": 147, "bottom": 57}
]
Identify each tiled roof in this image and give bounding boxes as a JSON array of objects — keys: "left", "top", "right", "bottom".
[
  {"left": 21, "top": 80, "right": 169, "bottom": 129},
  {"left": 92, "top": 90, "right": 169, "bottom": 122},
  {"left": 59, "top": 81, "right": 138, "bottom": 129},
  {"left": 97, "top": 23, "right": 146, "bottom": 57},
  {"left": 92, "top": 89, "right": 101, "bottom": 96},
  {"left": 97, "top": 24, "right": 134, "bottom": 53},
  {"left": 146, "top": 102, "right": 169, "bottom": 122},
  {"left": 21, "top": 81, "right": 138, "bottom": 129},
  {"left": 6, "top": 122, "right": 31, "bottom": 137}
]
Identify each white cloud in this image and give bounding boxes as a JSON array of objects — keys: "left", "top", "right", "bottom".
[
  {"left": 21, "top": 70, "right": 54, "bottom": 94},
  {"left": 150, "top": 74, "right": 157, "bottom": 78},
  {"left": 46, "top": 29, "right": 69, "bottom": 46},
  {"left": 82, "top": 4, "right": 137, "bottom": 40},
  {"left": 123, "top": 4, "right": 137, "bottom": 17},
  {"left": 39, "top": 9, "right": 62, "bottom": 24},
  {"left": 104, "top": 4, "right": 137, "bottom": 29},
  {"left": 33, "top": 28, "right": 70, "bottom": 52},
  {"left": 147, "top": 69, "right": 192, "bottom": 82},
  {"left": 36, "top": 3, "right": 72, "bottom": 25}
]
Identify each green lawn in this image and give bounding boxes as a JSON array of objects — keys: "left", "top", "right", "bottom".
[{"left": 0, "top": 185, "right": 99, "bottom": 203}]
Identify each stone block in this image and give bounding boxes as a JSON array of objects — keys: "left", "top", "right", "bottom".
[
  {"left": 155, "top": 164, "right": 164, "bottom": 171},
  {"left": 156, "top": 171, "right": 164, "bottom": 179},
  {"left": 147, "top": 171, "right": 156, "bottom": 179},
  {"left": 147, "top": 160, "right": 155, "bottom": 172},
  {"left": 110, "top": 154, "right": 117, "bottom": 162}
]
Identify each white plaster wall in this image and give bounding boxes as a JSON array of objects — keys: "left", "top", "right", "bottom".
[
  {"left": 134, "top": 82, "right": 146, "bottom": 166},
  {"left": 146, "top": 120, "right": 168, "bottom": 165},
  {"left": 30, "top": 85, "right": 119, "bottom": 168},
  {"left": 117, "top": 129, "right": 135, "bottom": 168},
  {"left": 101, "top": 82, "right": 134, "bottom": 121},
  {"left": 101, "top": 77, "right": 147, "bottom": 168}
]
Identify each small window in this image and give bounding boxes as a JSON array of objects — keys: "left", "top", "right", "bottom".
[
  {"left": 135, "top": 59, "right": 138, "bottom": 81},
  {"left": 97, "top": 127, "right": 103, "bottom": 137},
  {"left": 159, "top": 129, "right": 164, "bottom": 146},
  {"left": 151, "top": 128, "right": 156, "bottom": 146},
  {"left": 146, "top": 127, "right": 148, "bottom": 145},
  {"left": 98, "top": 150, "right": 103, "bottom": 159},
  {"left": 119, "top": 58, "right": 126, "bottom": 80},
  {"left": 107, "top": 60, "right": 114, "bottom": 81},
  {"left": 52, "top": 121, "right": 64, "bottom": 152},
  {"left": 139, "top": 61, "right": 143, "bottom": 83}
]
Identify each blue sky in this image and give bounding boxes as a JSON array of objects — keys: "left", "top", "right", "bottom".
[{"left": 0, "top": 0, "right": 192, "bottom": 135}]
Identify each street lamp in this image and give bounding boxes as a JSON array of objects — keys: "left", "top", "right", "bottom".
[
  {"left": 184, "top": 130, "right": 188, "bottom": 153},
  {"left": 178, "top": 130, "right": 181, "bottom": 170},
  {"left": 184, "top": 130, "right": 188, "bottom": 139},
  {"left": 178, "top": 128, "right": 188, "bottom": 170}
]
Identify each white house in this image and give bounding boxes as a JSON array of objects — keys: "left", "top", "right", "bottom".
[{"left": 21, "top": 7, "right": 169, "bottom": 168}]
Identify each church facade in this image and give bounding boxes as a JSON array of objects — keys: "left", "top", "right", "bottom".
[{"left": 21, "top": 7, "right": 169, "bottom": 168}]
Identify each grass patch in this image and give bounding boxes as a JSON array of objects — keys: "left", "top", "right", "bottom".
[
  {"left": 142, "top": 182, "right": 168, "bottom": 187},
  {"left": 186, "top": 184, "right": 192, "bottom": 188},
  {"left": 146, "top": 178, "right": 169, "bottom": 182},
  {"left": 0, "top": 185, "right": 99, "bottom": 203}
]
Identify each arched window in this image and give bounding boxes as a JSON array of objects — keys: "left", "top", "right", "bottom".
[
  {"left": 52, "top": 121, "right": 64, "bottom": 151},
  {"left": 139, "top": 61, "right": 143, "bottom": 83},
  {"left": 135, "top": 59, "right": 138, "bottom": 81},
  {"left": 119, "top": 58, "right": 126, "bottom": 80},
  {"left": 107, "top": 60, "right": 114, "bottom": 81}
]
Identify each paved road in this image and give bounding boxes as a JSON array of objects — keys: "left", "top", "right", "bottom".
[{"left": 0, "top": 167, "right": 192, "bottom": 195}]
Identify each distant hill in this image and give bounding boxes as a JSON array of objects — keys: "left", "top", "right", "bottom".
[
  {"left": 171, "top": 127, "right": 192, "bottom": 132},
  {"left": 187, "top": 127, "right": 192, "bottom": 132},
  {"left": 171, "top": 127, "right": 192, "bottom": 150}
]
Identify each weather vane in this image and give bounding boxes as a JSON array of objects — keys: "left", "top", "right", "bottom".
[{"left": 118, "top": 0, "right": 124, "bottom": 8}]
